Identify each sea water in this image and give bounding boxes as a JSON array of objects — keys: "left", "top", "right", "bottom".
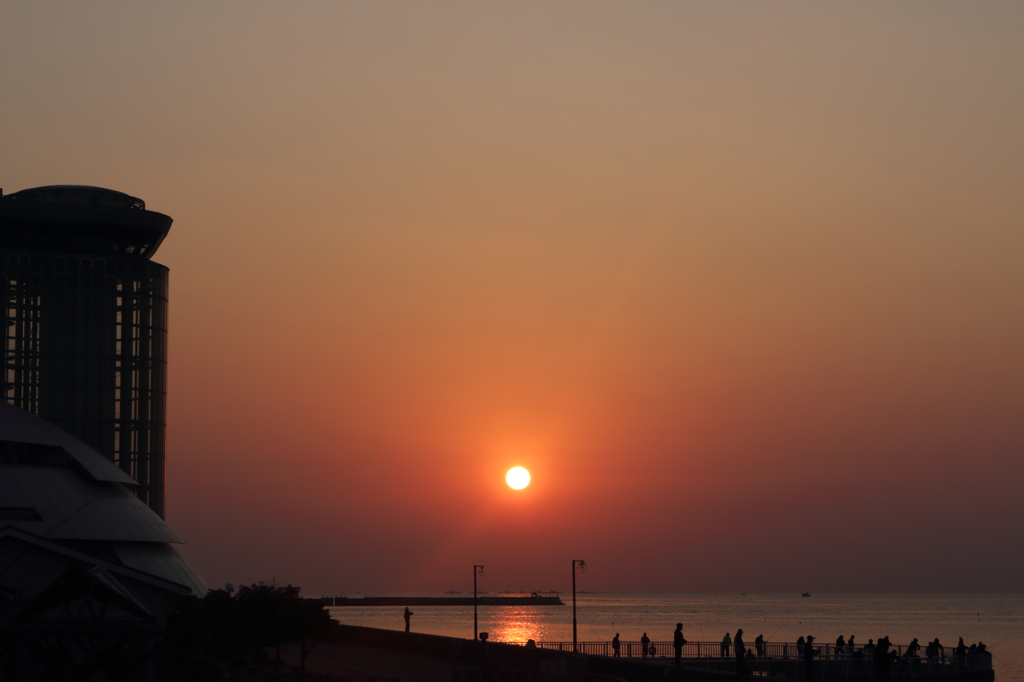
[{"left": 328, "top": 593, "right": 1024, "bottom": 681}]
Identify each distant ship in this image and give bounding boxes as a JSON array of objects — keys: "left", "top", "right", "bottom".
[{"left": 802, "top": 592, "right": 811, "bottom": 597}]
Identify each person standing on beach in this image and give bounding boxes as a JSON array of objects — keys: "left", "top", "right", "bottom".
[
  {"left": 674, "top": 623, "right": 687, "bottom": 666},
  {"left": 403, "top": 607, "right": 414, "bottom": 632},
  {"left": 641, "top": 632, "right": 651, "bottom": 658}
]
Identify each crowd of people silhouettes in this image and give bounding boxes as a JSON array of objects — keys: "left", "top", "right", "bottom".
[{"left": 602, "top": 627, "right": 990, "bottom": 674}]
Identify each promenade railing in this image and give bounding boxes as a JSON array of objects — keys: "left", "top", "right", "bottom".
[{"left": 504, "top": 640, "right": 992, "bottom": 679}]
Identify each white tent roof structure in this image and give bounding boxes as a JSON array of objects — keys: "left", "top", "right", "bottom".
[
  {"left": 0, "top": 402, "right": 138, "bottom": 486},
  {"left": 0, "top": 402, "right": 206, "bottom": 597},
  {"left": 0, "top": 466, "right": 181, "bottom": 543}
]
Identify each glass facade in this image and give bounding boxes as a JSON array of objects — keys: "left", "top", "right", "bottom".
[{"left": 0, "top": 186, "right": 171, "bottom": 517}]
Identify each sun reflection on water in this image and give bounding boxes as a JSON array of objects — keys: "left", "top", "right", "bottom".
[{"left": 487, "top": 607, "right": 551, "bottom": 643}]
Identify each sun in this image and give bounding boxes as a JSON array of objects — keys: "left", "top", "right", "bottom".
[{"left": 505, "top": 467, "right": 531, "bottom": 490}]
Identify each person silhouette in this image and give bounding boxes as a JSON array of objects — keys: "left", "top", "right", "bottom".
[
  {"left": 612, "top": 633, "right": 621, "bottom": 657},
  {"left": 674, "top": 623, "right": 687, "bottom": 666},
  {"left": 641, "top": 632, "right": 651, "bottom": 658},
  {"left": 955, "top": 637, "right": 967, "bottom": 657},
  {"left": 722, "top": 632, "right": 732, "bottom": 658},
  {"left": 735, "top": 629, "right": 746, "bottom": 675},
  {"left": 755, "top": 634, "right": 765, "bottom": 658},
  {"left": 836, "top": 635, "right": 846, "bottom": 658},
  {"left": 804, "top": 635, "right": 816, "bottom": 681},
  {"left": 797, "top": 636, "right": 805, "bottom": 657},
  {"left": 403, "top": 606, "right": 414, "bottom": 632},
  {"left": 875, "top": 637, "right": 890, "bottom": 678}
]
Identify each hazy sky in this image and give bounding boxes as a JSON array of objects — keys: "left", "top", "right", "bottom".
[{"left": 3, "top": 2, "right": 1023, "bottom": 594}]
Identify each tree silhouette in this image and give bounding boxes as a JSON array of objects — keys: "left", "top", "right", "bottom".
[{"left": 166, "top": 581, "right": 339, "bottom": 672}]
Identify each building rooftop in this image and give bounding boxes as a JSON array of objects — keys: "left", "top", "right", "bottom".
[
  {"left": 2, "top": 185, "right": 147, "bottom": 210},
  {"left": 0, "top": 184, "right": 171, "bottom": 258}
]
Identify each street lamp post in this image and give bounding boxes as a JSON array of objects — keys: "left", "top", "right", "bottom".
[
  {"left": 571, "top": 559, "right": 587, "bottom": 653},
  {"left": 473, "top": 565, "right": 485, "bottom": 640}
]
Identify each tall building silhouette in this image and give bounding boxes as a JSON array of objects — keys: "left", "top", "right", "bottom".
[{"left": 0, "top": 185, "right": 171, "bottom": 517}]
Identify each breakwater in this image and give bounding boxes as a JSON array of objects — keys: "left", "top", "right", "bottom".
[{"left": 320, "top": 595, "right": 564, "bottom": 606}]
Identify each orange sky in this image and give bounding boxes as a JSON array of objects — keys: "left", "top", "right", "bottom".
[{"left": 2, "top": 2, "right": 1023, "bottom": 593}]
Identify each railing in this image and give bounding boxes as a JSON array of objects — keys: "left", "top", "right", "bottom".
[{"left": 503, "top": 641, "right": 992, "bottom": 679}]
